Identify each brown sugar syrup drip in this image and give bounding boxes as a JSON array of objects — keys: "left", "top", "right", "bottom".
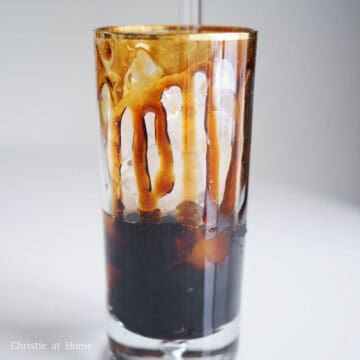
[
  {"left": 98, "top": 44, "right": 250, "bottom": 223},
  {"left": 220, "top": 42, "right": 250, "bottom": 222}
]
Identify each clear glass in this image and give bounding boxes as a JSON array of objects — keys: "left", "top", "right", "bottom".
[
  {"left": 177, "top": 0, "right": 203, "bottom": 25},
  {"left": 94, "top": 25, "right": 257, "bottom": 359}
]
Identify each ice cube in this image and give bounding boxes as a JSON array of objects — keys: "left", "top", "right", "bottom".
[
  {"left": 194, "top": 72, "right": 207, "bottom": 197},
  {"left": 194, "top": 71, "right": 208, "bottom": 106},
  {"left": 99, "top": 83, "right": 112, "bottom": 140},
  {"left": 160, "top": 74, "right": 208, "bottom": 211},
  {"left": 124, "top": 48, "right": 163, "bottom": 94},
  {"left": 214, "top": 59, "right": 236, "bottom": 95},
  {"left": 99, "top": 84, "right": 113, "bottom": 214},
  {"left": 120, "top": 108, "right": 138, "bottom": 212},
  {"left": 144, "top": 111, "right": 156, "bottom": 145},
  {"left": 144, "top": 112, "right": 160, "bottom": 189},
  {"left": 120, "top": 108, "right": 134, "bottom": 161},
  {"left": 161, "top": 86, "right": 182, "bottom": 121},
  {"left": 158, "top": 86, "right": 182, "bottom": 213},
  {"left": 214, "top": 60, "right": 236, "bottom": 203},
  {"left": 100, "top": 142, "right": 113, "bottom": 215},
  {"left": 214, "top": 59, "right": 236, "bottom": 131}
]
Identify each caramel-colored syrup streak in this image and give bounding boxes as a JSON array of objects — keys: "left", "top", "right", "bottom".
[
  {"left": 110, "top": 62, "right": 207, "bottom": 213},
  {"left": 109, "top": 109, "right": 124, "bottom": 214},
  {"left": 181, "top": 77, "right": 198, "bottom": 203},
  {"left": 96, "top": 36, "right": 255, "bottom": 223},
  {"left": 113, "top": 89, "right": 176, "bottom": 212},
  {"left": 220, "top": 42, "right": 249, "bottom": 221},
  {"left": 239, "top": 69, "right": 256, "bottom": 222}
]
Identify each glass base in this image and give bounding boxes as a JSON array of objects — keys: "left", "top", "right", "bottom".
[{"left": 107, "top": 313, "right": 240, "bottom": 359}]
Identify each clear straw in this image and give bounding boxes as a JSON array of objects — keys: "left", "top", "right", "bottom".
[{"left": 177, "top": 0, "right": 203, "bottom": 26}]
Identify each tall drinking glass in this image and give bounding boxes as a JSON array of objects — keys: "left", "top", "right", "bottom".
[{"left": 94, "top": 25, "right": 257, "bottom": 359}]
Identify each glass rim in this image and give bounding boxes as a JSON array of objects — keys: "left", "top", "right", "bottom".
[{"left": 94, "top": 25, "right": 257, "bottom": 41}]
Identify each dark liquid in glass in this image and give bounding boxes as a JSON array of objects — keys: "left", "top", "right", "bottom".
[{"left": 104, "top": 206, "right": 245, "bottom": 340}]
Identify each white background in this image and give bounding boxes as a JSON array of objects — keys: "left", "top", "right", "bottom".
[{"left": 0, "top": 0, "right": 359, "bottom": 359}]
